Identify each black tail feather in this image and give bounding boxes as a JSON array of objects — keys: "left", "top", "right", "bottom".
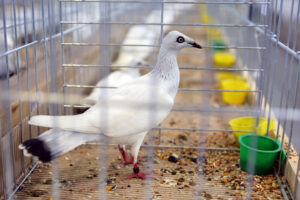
[{"left": 19, "top": 138, "right": 52, "bottom": 163}]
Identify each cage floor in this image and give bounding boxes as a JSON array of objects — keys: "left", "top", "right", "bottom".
[
  {"left": 13, "top": 8, "right": 286, "bottom": 200},
  {"left": 13, "top": 51, "right": 285, "bottom": 200},
  {"left": 13, "top": 145, "right": 284, "bottom": 200}
]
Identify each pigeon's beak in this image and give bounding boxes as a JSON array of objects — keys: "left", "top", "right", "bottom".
[{"left": 189, "top": 42, "right": 202, "bottom": 49}]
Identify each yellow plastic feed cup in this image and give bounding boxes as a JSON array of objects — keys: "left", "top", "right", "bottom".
[
  {"left": 214, "top": 53, "right": 235, "bottom": 68},
  {"left": 217, "top": 72, "right": 247, "bottom": 89},
  {"left": 221, "top": 79, "right": 250, "bottom": 105},
  {"left": 229, "top": 117, "right": 275, "bottom": 145},
  {"left": 212, "top": 30, "right": 223, "bottom": 41},
  {"left": 201, "top": 14, "right": 212, "bottom": 24}
]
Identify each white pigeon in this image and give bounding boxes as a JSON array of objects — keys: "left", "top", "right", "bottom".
[
  {"left": 114, "top": 25, "right": 157, "bottom": 66},
  {"left": 0, "top": 34, "right": 23, "bottom": 78},
  {"left": 19, "top": 31, "right": 202, "bottom": 179}
]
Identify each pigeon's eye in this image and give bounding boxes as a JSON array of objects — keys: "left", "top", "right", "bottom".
[{"left": 176, "top": 36, "right": 185, "bottom": 43}]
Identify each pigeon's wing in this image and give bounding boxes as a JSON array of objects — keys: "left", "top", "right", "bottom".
[
  {"left": 85, "top": 83, "right": 173, "bottom": 137},
  {"left": 83, "top": 71, "right": 134, "bottom": 104},
  {"left": 95, "top": 71, "right": 133, "bottom": 88},
  {"left": 29, "top": 82, "right": 173, "bottom": 136}
]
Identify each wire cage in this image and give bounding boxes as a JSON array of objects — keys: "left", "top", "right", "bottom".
[{"left": 0, "top": 0, "right": 300, "bottom": 199}]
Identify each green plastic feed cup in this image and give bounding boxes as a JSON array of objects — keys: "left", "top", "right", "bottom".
[
  {"left": 212, "top": 39, "right": 226, "bottom": 52},
  {"left": 239, "top": 134, "right": 281, "bottom": 175}
]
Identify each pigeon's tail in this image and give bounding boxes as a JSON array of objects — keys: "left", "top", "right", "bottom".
[
  {"left": 19, "top": 129, "right": 99, "bottom": 162},
  {"left": 29, "top": 114, "right": 93, "bottom": 132}
]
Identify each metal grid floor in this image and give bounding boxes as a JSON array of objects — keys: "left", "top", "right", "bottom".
[
  {"left": 13, "top": 38, "right": 286, "bottom": 199},
  {"left": 13, "top": 145, "right": 284, "bottom": 199}
]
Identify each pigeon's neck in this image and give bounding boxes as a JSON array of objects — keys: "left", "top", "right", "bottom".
[{"left": 151, "top": 47, "right": 180, "bottom": 99}]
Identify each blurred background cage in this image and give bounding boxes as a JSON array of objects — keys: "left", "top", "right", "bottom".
[{"left": 0, "top": 0, "right": 300, "bottom": 199}]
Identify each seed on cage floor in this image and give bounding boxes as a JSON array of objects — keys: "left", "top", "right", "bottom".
[
  {"left": 86, "top": 174, "right": 93, "bottom": 179},
  {"left": 28, "top": 189, "right": 47, "bottom": 197},
  {"left": 189, "top": 155, "right": 198, "bottom": 163},
  {"left": 153, "top": 159, "right": 160, "bottom": 164},
  {"left": 88, "top": 168, "right": 97, "bottom": 172},
  {"left": 106, "top": 185, "right": 117, "bottom": 191},
  {"left": 110, "top": 162, "right": 121, "bottom": 170},
  {"left": 168, "top": 153, "right": 179, "bottom": 163},
  {"left": 42, "top": 179, "right": 52, "bottom": 185},
  {"left": 177, "top": 134, "right": 188, "bottom": 141},
  {"left": 178, "top": 177, "right": 185, "bottom": 182},
  {"left": 60, "top": 180, "right": 72, "bottom": 187},
  {"left": 106, "top": 177, "right": 117, "bottom": 185},
  {"left": 189, "top": 180, "right": 196, "bottom": 186},
  {"left": 169, "top": 119, "right": 176, "bottom": 126},
  {"left": 160, "top": 168, "right": 169, "bottom": 174}
]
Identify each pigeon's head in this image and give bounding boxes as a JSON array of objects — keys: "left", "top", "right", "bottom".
[
  {"left": 121, "top": 58, "right": 148, "bottom": 77},
  {"left": 162, "top": 31, "right": 202, "bottom": 51},
  {"left": 130, "top": 58, "right": 148, "bottom": 68}
]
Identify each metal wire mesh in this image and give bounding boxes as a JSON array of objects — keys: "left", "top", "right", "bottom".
[{"left": 0, "top": 0, "right": 299, "bottom": 199}]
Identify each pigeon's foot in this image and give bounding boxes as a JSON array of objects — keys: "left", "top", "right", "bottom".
[
  {"left": 118, "top": 145, "right": 142, "bottom": 165},
  {"left": 118, "top": 145, "right": 134, "bottom": 165},
  {"left": 125, "top": 172, "right": 147, "bottom": 179},
  {"left": 119, "top": 159, "right": 143, "bottom": 166},
  {"left": 124, "top": 164, "right": 153, "bottom": 180},
  {"left": 119, "top": 157, "right": 134, "bottom": 165}
]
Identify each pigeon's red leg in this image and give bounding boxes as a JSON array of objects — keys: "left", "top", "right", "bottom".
[
  {"left": 118, "top": 145, "right": 134, "bottom": 165},
  {"left": 124, "top": 163, "right": 152, "bottom": 179}
]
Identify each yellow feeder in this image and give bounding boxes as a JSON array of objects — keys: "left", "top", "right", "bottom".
[
  {"left": 214, "top": 52, "right": 235, "bottom": 67},
  {"left": 207, "top": 28, "right": 224, "bottom": 41},
  {"left": 212, "top": 30, "right": 223, "bottom": 41},
  {"left": 217, "top": 72, "right": 247, "bottom": 89},
  {"left": 221, "top": 79, "right": 250, "bottom": 105},
  {"left": 201, "top": 15, "right": 211, "bottom": 24},
  {"left": 229, "top": 117, "right": 275, "bottom": 145}
]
